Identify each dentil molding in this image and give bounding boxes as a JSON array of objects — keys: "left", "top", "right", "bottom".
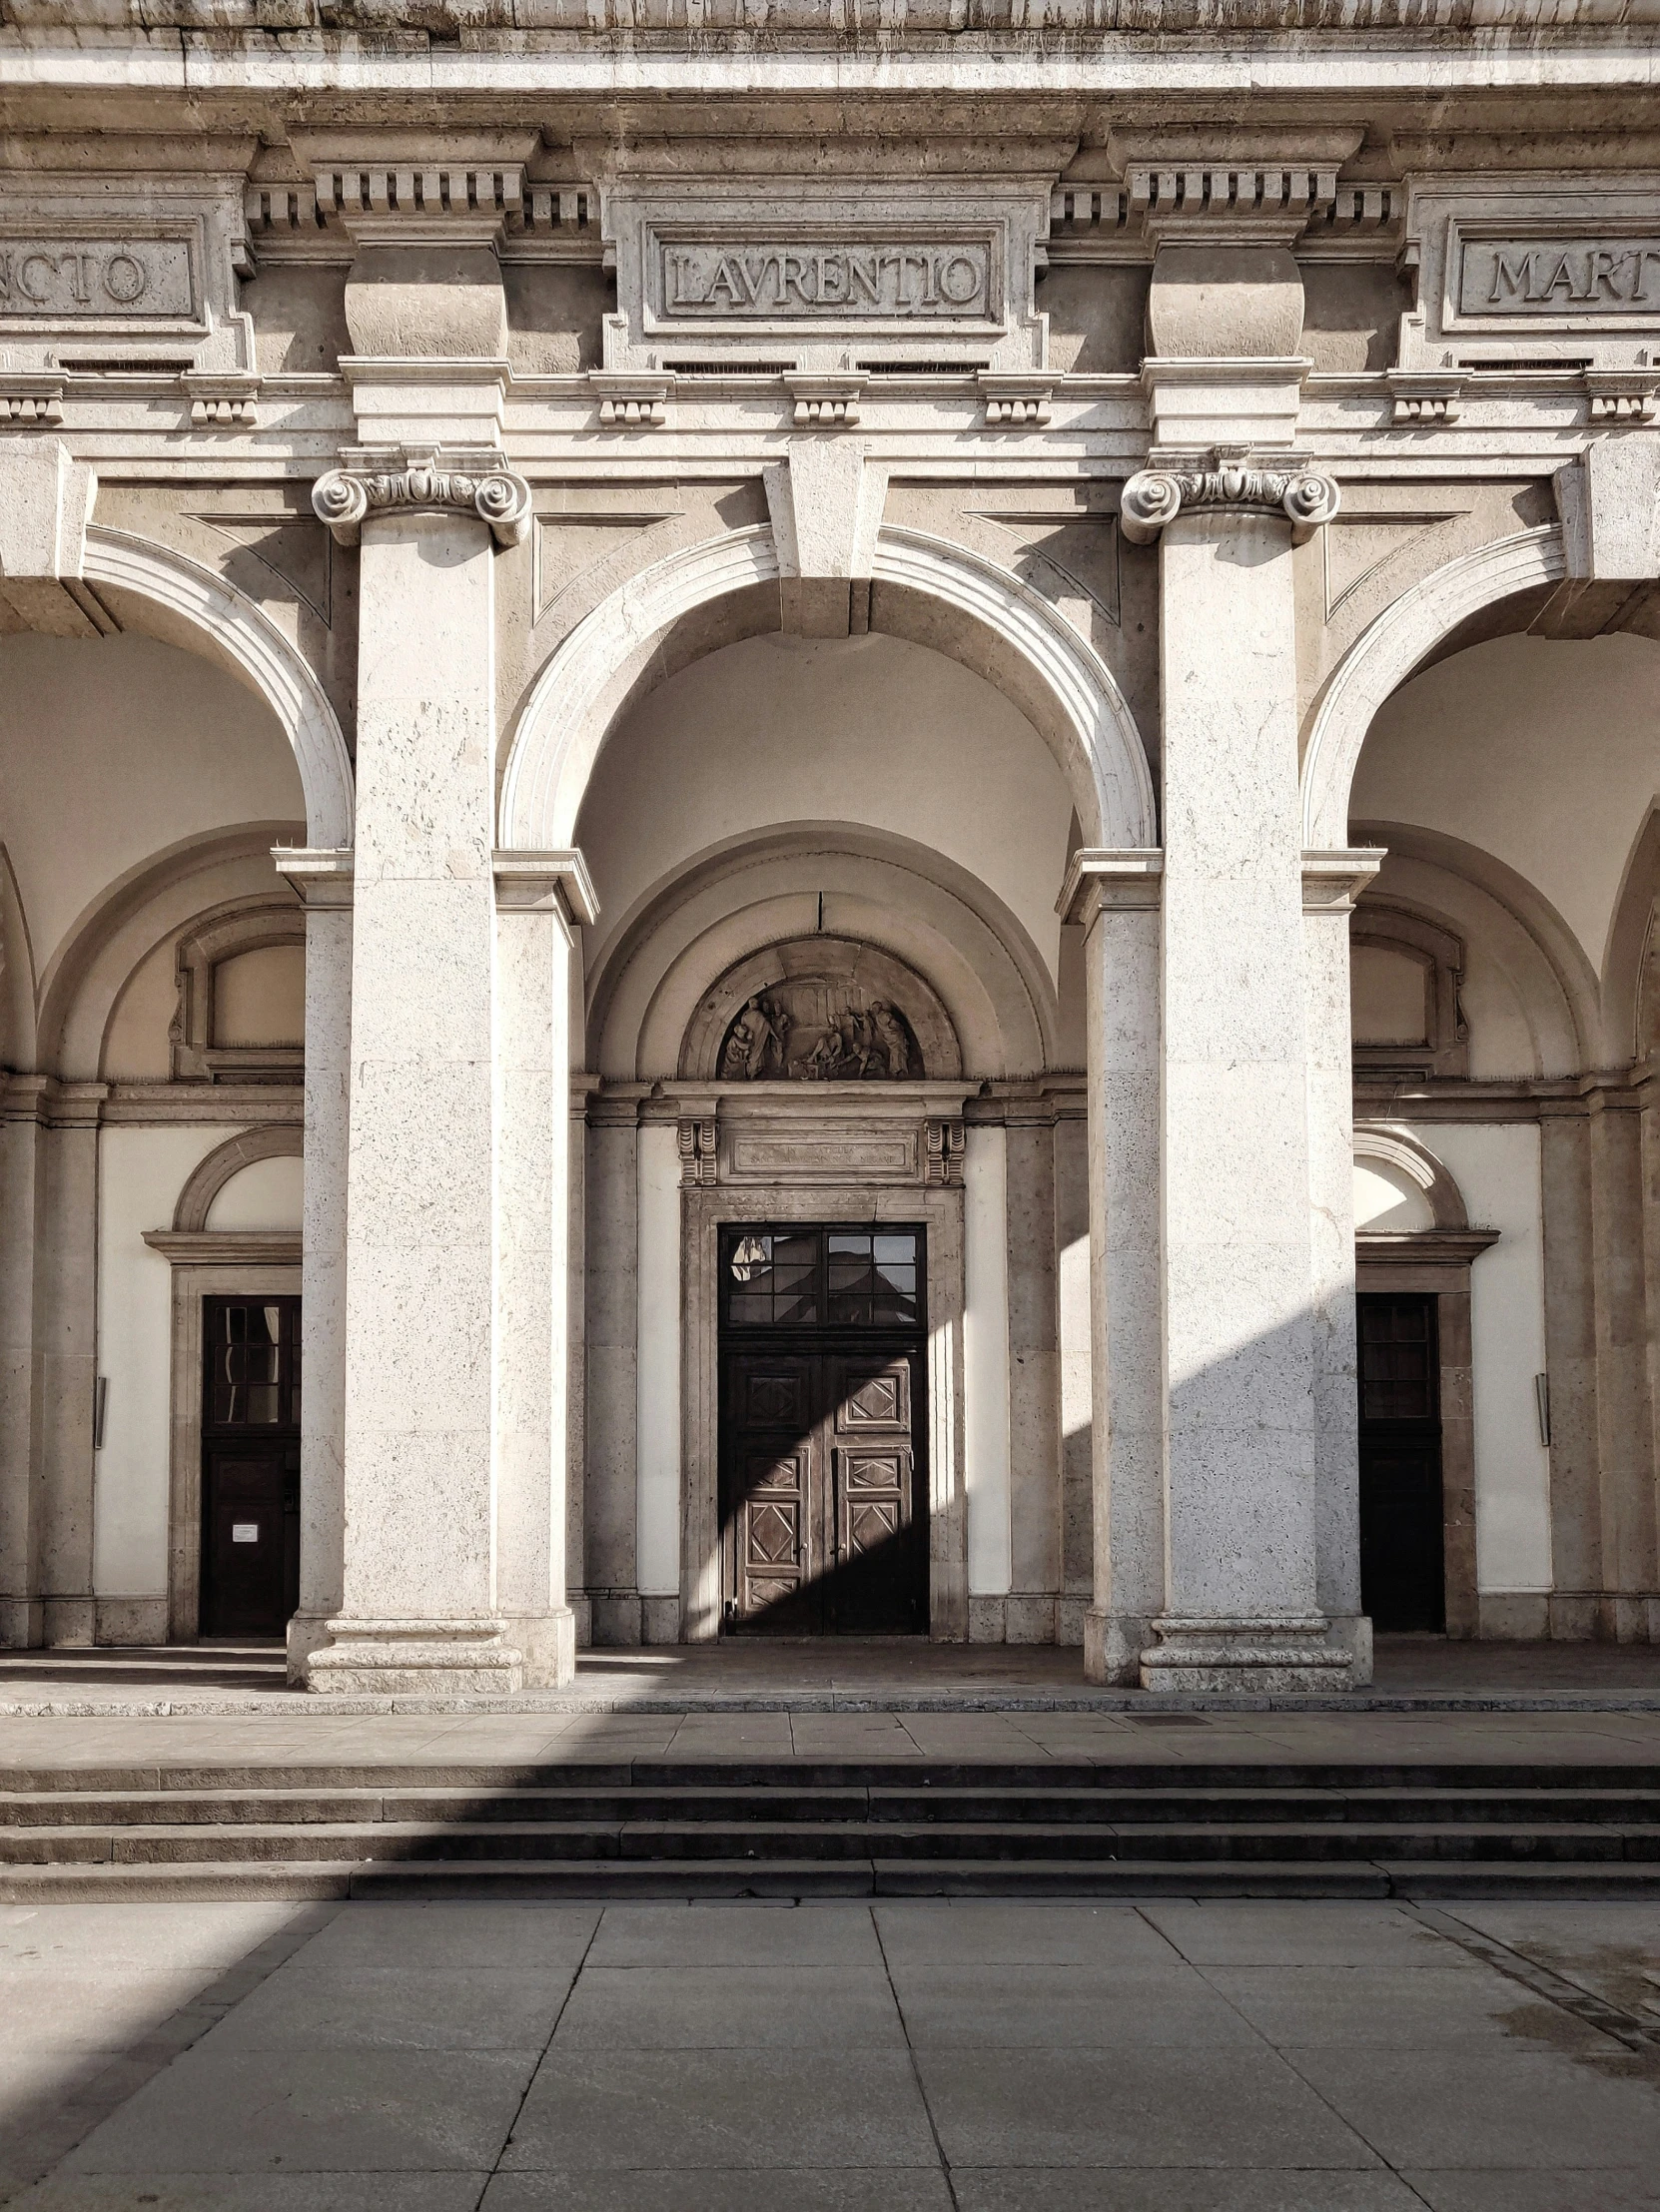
[
  {"left": 1119, "top": 457, "right": 1341, "bottom": 545},
  {"left": 312, "top": 449, "right": 531, "bottom": 547}
]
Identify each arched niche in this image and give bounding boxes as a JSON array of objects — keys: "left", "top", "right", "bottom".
[
  {"left": 1353, "top": 1124, "right": 1470, "bottom": 1233},
  {"left": 680, "top": 936, "right": 962, "bottom": 1084},
  {"left": 174, "top": 1123, "right": 304, "bottom": 1234}
]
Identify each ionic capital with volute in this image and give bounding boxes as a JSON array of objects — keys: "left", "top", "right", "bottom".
[
  {"left": 312, "top": 446, "right": 531, "bottom": 548},
  {"left": 1119, "top": 454, "right": 1340, "bottom": 545}
]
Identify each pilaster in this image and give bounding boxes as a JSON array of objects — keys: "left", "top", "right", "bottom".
[
  {"left": 1061, "top": 852, "right": 1165, "bottom": 1688},
  {"left": 1303, "top": 849, "right": 1386, "bottom": 1686},
  {"left": 272, "top": 847, "right": 353, "bottom": 1683}
]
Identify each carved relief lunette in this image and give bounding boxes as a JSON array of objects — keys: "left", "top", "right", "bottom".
[{"left": 718, "top": 985, "right": 921, "bottom": 1082}]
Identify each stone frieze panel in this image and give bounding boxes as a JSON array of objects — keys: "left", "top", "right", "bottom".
[
  {"left": 600, "top": 182, "right": 1049, "bottom": 375},
  {"left": 1401, "top": 179, "right": 1660, "bottom": 378}
]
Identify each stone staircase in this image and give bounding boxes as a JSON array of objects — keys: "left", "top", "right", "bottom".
[{"left": 4, "top": 1759, "right": 1660, "bottom": 1899}]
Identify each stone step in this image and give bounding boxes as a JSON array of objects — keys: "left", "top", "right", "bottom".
[
  {"left": 10, "top": 1760, "right": 1660, "bottom": 1795},
  {"left": 10, "top": 1783, "right": 1660, "bottom": 1829},
  {"left": 4, "top": 1856, "right": 1660, "bottom": 1904},
  {"left": 3, "top": 1817, "right": 1656, "bottom": 1867}
]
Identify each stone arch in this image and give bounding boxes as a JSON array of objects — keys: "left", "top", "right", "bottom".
[
  {"left": 499, "top": 522, "right": 1158, "bottom": 855},
  {"left": 173, "top": 1123, "right": 304, "bottom": 1235},
  {"left": 1301, "top": 525, "right": 1565, "bottom": 851},
  {"left": 84, "top": 527, "right": 354, "bottom": 851},
  {"left": 1604, "top": 805, "right": 1660, "bottom": 1065},
  {"left": 1352, "top": 1123, "right": 1470, "bottom": 1232}
]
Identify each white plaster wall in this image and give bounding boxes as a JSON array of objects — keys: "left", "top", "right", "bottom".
[
  {"left": 0, "top": 637, "right": 306, "bottom": 989},
  {"left": 964, "top": 1123, "right": 1013, "bottom": 1596},
  {"left": 93, "top": 1123, "right": 245, "bottom": 1598},
  {"left": 575, "top": 632, "right": 1075, "bottom": 990},
  {"left": 1352, "top": 635, "right": 1660, "bottom": 975},
  {"left": 635, "top": 1123, "right": 681, "bottom": 1598},
  {"left": 205, "top": 1154, "right": 305, "bottom": 1232},
  {"left": 1405, "top": 1120, "right": 1553, "bottom": 1594}
]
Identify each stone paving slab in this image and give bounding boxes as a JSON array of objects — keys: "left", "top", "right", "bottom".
[{"left": 5, "top": 1897, "right": 1660, "bottom": 2207}]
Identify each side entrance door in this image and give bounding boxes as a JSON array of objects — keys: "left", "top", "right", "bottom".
[
  {"left": 1356, "top": 1290, "right": 1446, "bottom": 1633},
  {"left": 719, "top": 1226, "right": 928, "bottom": 1635},
  {"left": 200, "top": 1295, "right": 302, "bottom": 1638}
]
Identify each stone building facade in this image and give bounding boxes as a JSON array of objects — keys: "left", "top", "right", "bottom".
[{"left": 0, "top": 4, "right": 1656, "bottom": 1693}]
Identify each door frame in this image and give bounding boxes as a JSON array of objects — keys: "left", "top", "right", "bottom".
[
  {"left": 718, "top": 1221, "right": 931, "bottom": 1635},
  {"left": 141, "top": 1234, "right": 301, "bottom": 1641},
  {"left": 1356, "top": 1228, "right": 1498, "bottom": 1639},
  {"left": 683, "top": 1181, "right": 968, "bottom": 1644}
]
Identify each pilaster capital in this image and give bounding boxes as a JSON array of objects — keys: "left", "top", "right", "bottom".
[
  {"left": 1058, "top": 848, "right": 1164, "bottom": 925},
  {"left": 273, "top": 846, "right": 355, "bottom": 909},
  {"left": 492, "top": 848, "right": 598, "bottom": 926},
  {"left": 1301, "top": 847, "right": 1386, "bottom": 913},
  {"left": 313, "top": 447, "right": 530, "bottom": 549},
  {"left": 1121, "top": 455, "right": 1340, "bottom": 546}
]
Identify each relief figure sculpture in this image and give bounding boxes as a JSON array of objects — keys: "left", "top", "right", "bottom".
[{"left": 718, "top": 982, "right": 920, "bottom": 1082}]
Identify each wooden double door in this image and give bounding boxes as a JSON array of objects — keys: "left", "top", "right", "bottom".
[
  {"left": 719, "top": 1225, "right": 928, "bottom": 1636},
  {"left": 200, "top": 1295, "right": 302, "bottom": 1639}
]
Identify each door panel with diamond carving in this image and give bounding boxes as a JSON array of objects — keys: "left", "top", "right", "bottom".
[{"left": 720, "top": 1226, "right": 927, "bottom": 1636}]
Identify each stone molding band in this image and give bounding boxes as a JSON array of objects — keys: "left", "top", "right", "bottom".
[
  {"left": 1120, "top": 462, "right": 1341, "bottom": 545},
  {"left": 313, "top": 457, "right": 532, "bottom": 548}
]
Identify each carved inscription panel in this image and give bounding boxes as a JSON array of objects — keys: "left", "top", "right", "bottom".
[
  {"left": 1458, "top": 236, "right": 1660, "bottom": 318},
  {"left": 653, "top": 234, "right": 996, "bottom": 323},
  {"left": 0, "top": 238, "right": 195, "bottom": 319}
]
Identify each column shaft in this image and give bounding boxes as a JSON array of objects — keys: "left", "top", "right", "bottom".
[
  {"left": 1081, "top": 885, "right": 1164, "bottom": 1684},
  {"left": 284, "top": 874, "right": 352, "bottom": 1682},
  {"left": 492, "top": 877, "right": 578, "bottom": 1687},
  {"left": 1148, "top": 513, "right": 1347, "bottom": 1691},
  {"left": 310, "top": 510, "right": 519, "bottom": 1694}
]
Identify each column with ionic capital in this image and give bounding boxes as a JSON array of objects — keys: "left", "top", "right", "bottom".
[
  {"left": 297, "top": 143, "right": 557, "bottom": 1693},
  {"left": 1120, "top": 462, "right": 1348, "bottom": 1692}
]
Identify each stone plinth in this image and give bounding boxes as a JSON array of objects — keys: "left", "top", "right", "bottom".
[
  {"left": 305, "top": 1619, "right": 525, "bottom": 1697},
  {"left": 1140, "top": 1617, "right": 1353, "bottom": 1694}
]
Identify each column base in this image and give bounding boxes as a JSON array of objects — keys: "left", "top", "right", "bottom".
[
  {"left": 498, "top": 1608, "right": 577, "bottom": 1689},
  {"left": 1324, "top": 1611, "right": 1373, "bottom": 1687},
  {"left": 1083, "top": 1608, "right": 1156, "bottom": 1686},
  {"left": 42, "top": 1597, "right": 95, "bottom": 1649},
  {"left": 0, "top": 1600, "right": 43, "bottom": 1650},
  {"left": 1140, "top": 1616, "right": 1353, "bottom": 1694},
  {"left": 303, "top": 1618, "right": 526, "bottom": 1697},
  {"left": 285, "top": 1609, "right": 336, "bottom": 1686}
]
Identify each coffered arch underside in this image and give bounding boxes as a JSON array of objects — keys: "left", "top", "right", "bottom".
[{"left": 500, "top": 522, "right": 1157, "bottom": 857}]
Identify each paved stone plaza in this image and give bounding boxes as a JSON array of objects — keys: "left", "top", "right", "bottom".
[{"left": 1, "top": 1892, "right": 1659, "bottom": 2208}]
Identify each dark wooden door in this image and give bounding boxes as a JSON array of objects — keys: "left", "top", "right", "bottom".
[
  {"left": 720, "top": 1226, "right": 927, "bottom": 1636},
  {"left": 201, "top": 1296, "right": 302, "bottom": 1638},
  {"left": 1356, "top": 1292, "right": 1445, "bottom": 1633}
]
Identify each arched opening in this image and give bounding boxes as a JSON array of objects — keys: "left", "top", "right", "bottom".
[
  {"left": 0, "top": 537, "right": 346, "bottom": 1653},
  {"left": 1323, "top": 524, "right": 1660, "bottom": 1646},
  {"left": 520, "top": 527, "right": 1152, "bottom": 1651}
]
